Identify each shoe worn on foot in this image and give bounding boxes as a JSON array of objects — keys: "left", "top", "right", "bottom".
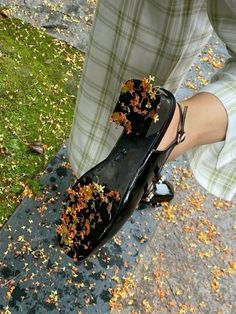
[{"left": 57, "top": 77, "right": 187, "bottom": 263}]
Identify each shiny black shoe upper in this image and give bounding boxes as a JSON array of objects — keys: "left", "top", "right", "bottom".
[
  {"left": 141, "top": 178, "right": 174, "bottom": 205},
  {"left": 57, "top": 78, "right": 187, "bottom": 263}
]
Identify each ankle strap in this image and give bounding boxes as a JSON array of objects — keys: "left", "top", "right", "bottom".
[
  {"left": 176, "top": 103, "right": 188, "bottom": 144},
  {"left": 166, "top": 103, "right": 188, "bottom": 150}
]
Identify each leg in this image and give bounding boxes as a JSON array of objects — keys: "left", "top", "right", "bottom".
[
  {"left": 142, "top": 91, "right": 228, "bottom": 206},
  {"left": 68, "top": 0, "right": 212, "bottom": 178},
  {"left": 157, "top": 92, "right": 228, "bottom": 159}
]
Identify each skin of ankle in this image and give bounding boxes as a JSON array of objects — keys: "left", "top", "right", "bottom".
[{"left": 168, "top": 92, "right": 228, "bottom": 161}]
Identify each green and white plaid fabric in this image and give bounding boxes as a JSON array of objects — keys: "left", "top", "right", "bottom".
[{"left": 68, "top": 0, "right": 236, "bottom": 201}]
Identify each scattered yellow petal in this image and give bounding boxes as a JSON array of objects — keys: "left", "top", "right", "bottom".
[
  {"left": 210, "top": 278, "right": 219, "bottom": 292},
  {"left": 198, "top": 250, "right": 213, "bottom": 259},
  {"left": 142, "top": 299, "right": 152, "bottom": 313}
]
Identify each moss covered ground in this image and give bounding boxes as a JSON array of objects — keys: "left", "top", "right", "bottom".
[{"left": 0, "top": 11, "right": 84, "bottom": 227}]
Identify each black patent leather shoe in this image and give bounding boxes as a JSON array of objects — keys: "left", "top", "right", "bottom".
[
  {"left": 57, "top": 78, "right": 187, "bottom": 263},
  {"left": 141, "top": 177, "right": 174, "bottom": 205}
]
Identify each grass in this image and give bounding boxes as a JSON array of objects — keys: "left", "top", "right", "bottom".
[{"left": 0, "top": 11, "right": 84, "bottom": 227}]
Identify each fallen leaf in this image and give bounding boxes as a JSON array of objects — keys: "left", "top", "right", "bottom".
[
  {"left": 28, "top": 141, "right": 47, "bottom": 154},
  {"left": 0, "top": 8, "right": 11, "bottom": 18},
  {"left": 0, "top": 146, "right": 8, "bottom": 156}
]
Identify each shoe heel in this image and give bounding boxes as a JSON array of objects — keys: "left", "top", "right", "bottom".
[{"left": 111, "top": 79, "right": 176, "bottom": 137}]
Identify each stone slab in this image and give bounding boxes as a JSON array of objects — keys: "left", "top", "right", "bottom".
[
  {"left": 0, "top": 0, "right": 95, "bottom": 52},
  {"left": 0, "top": 144, "right": 166, "bottom": 313},
  {"left": 120, "top": 164, "right": 236, "bottom": 314}
]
